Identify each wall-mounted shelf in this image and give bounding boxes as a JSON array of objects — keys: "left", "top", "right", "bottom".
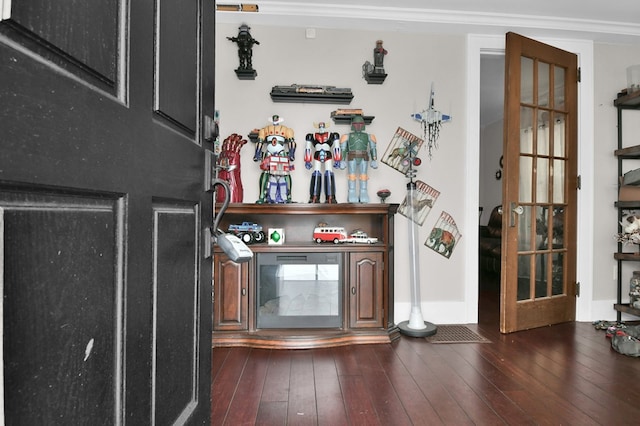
[
  {"left": 364, "top": 72, "right": 387, "bottom": 85},
  {"left": 270, "top": 85, "right": 354, "bottom": 104}
]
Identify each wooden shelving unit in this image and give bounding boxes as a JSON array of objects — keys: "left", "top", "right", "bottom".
[
  {"left": 613, "top": 90, "right": 640, "bottom": 320},
  {"left": 212, "top": 203, "right": 400, "bottom": 349}
]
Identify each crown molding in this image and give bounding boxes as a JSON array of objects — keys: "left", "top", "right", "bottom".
[{"left": 216, "top": 2, "right": 640, "bottom": 42}]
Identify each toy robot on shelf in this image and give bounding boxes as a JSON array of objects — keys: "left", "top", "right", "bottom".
[
  {"left": 340, "top": 115, "right": 378, "bottom": 203},
  {"left": 373, "top": 40, "right": 388, "bottom": 74},
  {"left": 253, "top": 114, "right": 296, "bottom": 204},
  {"left": 215, "top": 133, "right": 247, "bottom": 203},
  {"left": 226, "top": 24, "right": 259, "bottom": 71},
  {"left": 304, "top": 122, "right": 341, "bottom": 203}
]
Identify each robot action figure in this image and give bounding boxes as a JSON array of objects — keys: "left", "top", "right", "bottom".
[
  {"left": 340, "top": 115, "right": 377, "bottom": 203},
  {"left": 253, "top": 115, "right": 296, "bottom": 204},
  {"left": 373, "top": 40, "right": 388, "bottom": 74},
  {"left": 226, "top": 24, "right": 260, "bottom": 71},
  {"left": 304, "top": 122, "right": 341, "bottom": 203}
]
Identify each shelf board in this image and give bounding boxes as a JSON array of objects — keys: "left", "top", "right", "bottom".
[
  {"left": 614, "top": 252, "right": 640, "bottom": 261},
  {"left": 614, "top": 201, "right": 640, "bottom": 209},
  {"left": 270, "top": 91, "right": 354, "bottom": 104},
  {"left": 218, "top": 202, "right": 399, "bottom": 216},
  {"left": 615, "top": 144, "right": 640, "bottom": 158},
  {"left": 614, "top": 90, "right": 640, "bottom": 108},
  {"left": 614, "top": 303, "right": 640, "bottom": 317},
  {"left": 331, "top": 115, "right": 375, "bottom": 125}
]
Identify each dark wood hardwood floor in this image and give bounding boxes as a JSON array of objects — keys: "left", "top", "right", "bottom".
[{"left": 211, "top": 275, "right": 640, "bottom": 425}]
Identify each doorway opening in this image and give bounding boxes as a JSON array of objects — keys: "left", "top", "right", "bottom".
[{"left": 478, "top": 53, "right": 504, "bottom": 325}]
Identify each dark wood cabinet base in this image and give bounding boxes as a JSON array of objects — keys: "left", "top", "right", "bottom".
[
  {"left": 212, "top": 203, "right": 398, "bottom": 349},
  {"left": 212, "top": 327, "right": 401, "bottom": 349}
]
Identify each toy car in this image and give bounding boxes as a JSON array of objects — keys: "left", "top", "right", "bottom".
[
  {"left": 347, "top": 230, "right": 378, "bottom": 244},
  {"left": 228, "top": 222, "right": 266, "bottom": 244}
]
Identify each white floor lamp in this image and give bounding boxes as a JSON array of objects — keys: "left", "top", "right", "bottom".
[
  {"left": 397, "top": 163, "right": 437, "bottom": 337},
  {"left": 398, "top": 83, "right": 450, "bottom": 337}
]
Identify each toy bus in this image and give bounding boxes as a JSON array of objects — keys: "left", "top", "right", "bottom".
[{"left": 312, "top": 226, "right": 347, "bottom": 244}]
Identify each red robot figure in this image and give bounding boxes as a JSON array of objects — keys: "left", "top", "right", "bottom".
[
  {"left": 215, "top": 133, "right": 247, "bottom": 203},
  {"left": 304, "top": 122, "right": 341, "bottom": 203}
]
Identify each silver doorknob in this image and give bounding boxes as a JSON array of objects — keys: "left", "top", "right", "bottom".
[{"left": 509, "top": 202, "right": 523, "bottom": 227}]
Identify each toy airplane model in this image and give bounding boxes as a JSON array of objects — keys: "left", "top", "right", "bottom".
[
  {"left": 411, "top": 82, "right": 451, "bottom": 125},
  {"left": 410, "top": 82, "right": 451, "bottom": 159}
]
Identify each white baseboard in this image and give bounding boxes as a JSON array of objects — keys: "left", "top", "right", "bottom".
[
  {"left": 394, "top": 301, "right": 474, "bottom": 325},
  {"left": 394, "top": 299, "right": 635, "bottom": 327},
  {"left": 590, "top": 299, "right": 638, "bottom": 322}
]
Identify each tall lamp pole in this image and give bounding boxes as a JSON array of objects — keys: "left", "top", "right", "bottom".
[
  {"left": 398, "top": 82, "right": 450, "bottom": 337},
  {"left": 397, "top": 153, "right": 437, "bottom": 337}
]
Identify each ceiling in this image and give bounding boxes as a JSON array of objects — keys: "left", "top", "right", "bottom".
[
  {"left": 216, "top": 1, "right": 640, "bottom": 43},
  {"left": 216, "top": 1, "right": 640, "bottom": 127}
]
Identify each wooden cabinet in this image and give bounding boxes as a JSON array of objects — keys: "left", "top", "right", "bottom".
[
  {"left": 213, "top": 254, "right": 248, "bottom": 331},
  {"left": 349, "top": 252, "right": 384, "bottom": 328},
  {"left": 212, "top": 203, "right": 399, "bottom": 349},
  {"left": 613, "top": 90, "right": 640, "bottom": 321}
]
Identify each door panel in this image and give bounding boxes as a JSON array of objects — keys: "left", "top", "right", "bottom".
[
  {"left": 1, "top": 0, "right": 214, "bottom": 423},
  {"left": 2, "top": 189, "right": 122, "bottom": 424},
  {"left": 155, "top": 0, "right": 198, "bottom": 134},
  {"left": 0, "top": 0, "right": 122, "bottom": 94},
  {"left": 501, "top": 32, "right": 578, "bottom": 333},
  {"left": 349, "top": 252, "right": 383, "bottom": 328},
  {"left": 213, "top": 255, "right": 249, "bottom": 331},
  {"left": 153, "top": 203, "right": 201, "bottom": 425}
]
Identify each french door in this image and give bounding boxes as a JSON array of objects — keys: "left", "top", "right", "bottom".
[{"left": 501, "top": 32, "right": 579, "bottom": 333}]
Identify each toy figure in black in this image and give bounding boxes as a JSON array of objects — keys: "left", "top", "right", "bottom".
[
  {"left": 227, "top": 24, "right": 259, "bottom": 71},
  {"left": 304, "top": 122, "right": 341, "bottom": 203},
  {"left": 373, "top": 40, "right": 387, "bottom": 74}
]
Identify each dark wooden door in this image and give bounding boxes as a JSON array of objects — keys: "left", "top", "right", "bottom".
[
  {"left": 213, "top": 254, "right": 248, "bottom": 331},
  {"left": 0, "top": 1, "right": 215, "bottom": 424},
  {"left": 349, "top": 252, "right": 383, "bottom": 328},
  {"left": 501, "top": 32, "right": 578, "bottom": 333}
]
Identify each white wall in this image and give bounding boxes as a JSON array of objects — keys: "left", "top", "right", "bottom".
[
  {"left": 216, "top": 23, "right": 470, "bottom": 324},
  {"left": 216, "top": 22, "right": 640, "bottom": 324}
]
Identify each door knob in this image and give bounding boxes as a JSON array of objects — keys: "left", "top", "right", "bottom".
[{"left": 509, "top": 202, "right": 523, "bottom": 227}]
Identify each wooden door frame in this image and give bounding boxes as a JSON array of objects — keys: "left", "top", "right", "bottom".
[{"left": 465, "top": 34, "right": 595, "bottom": 324}]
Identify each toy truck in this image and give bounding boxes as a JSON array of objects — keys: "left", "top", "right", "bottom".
[{"left": 227, "top": 222, "right": 266, "bottom": 244}]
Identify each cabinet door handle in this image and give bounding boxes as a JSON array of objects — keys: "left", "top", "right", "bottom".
[
  {"left": 242, "top": 288, "right": 246, "bottom": 296},
  {"left": 351, "top": 287, "right": 356, "bottom": 295}
]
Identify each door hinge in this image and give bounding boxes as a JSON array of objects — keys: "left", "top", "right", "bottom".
[
  {"left": 577, "top": 175, "right": 581, "bottom": 190},
  {"left": 204, "top": 115, "right": 218, "bottom": 143},
  {"left": 577, "top": 67, "right": 581, "bottom": 83},
  {"left": 575, "top": 281, "right": 580, "bottom": 297},
  {"left": 203, "top": 227, "right": 213, "bottom": 259}
]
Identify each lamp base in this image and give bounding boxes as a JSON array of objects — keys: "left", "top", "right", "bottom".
[{"left": 397, "top": 320, "right": 438, "bottom": 338}]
